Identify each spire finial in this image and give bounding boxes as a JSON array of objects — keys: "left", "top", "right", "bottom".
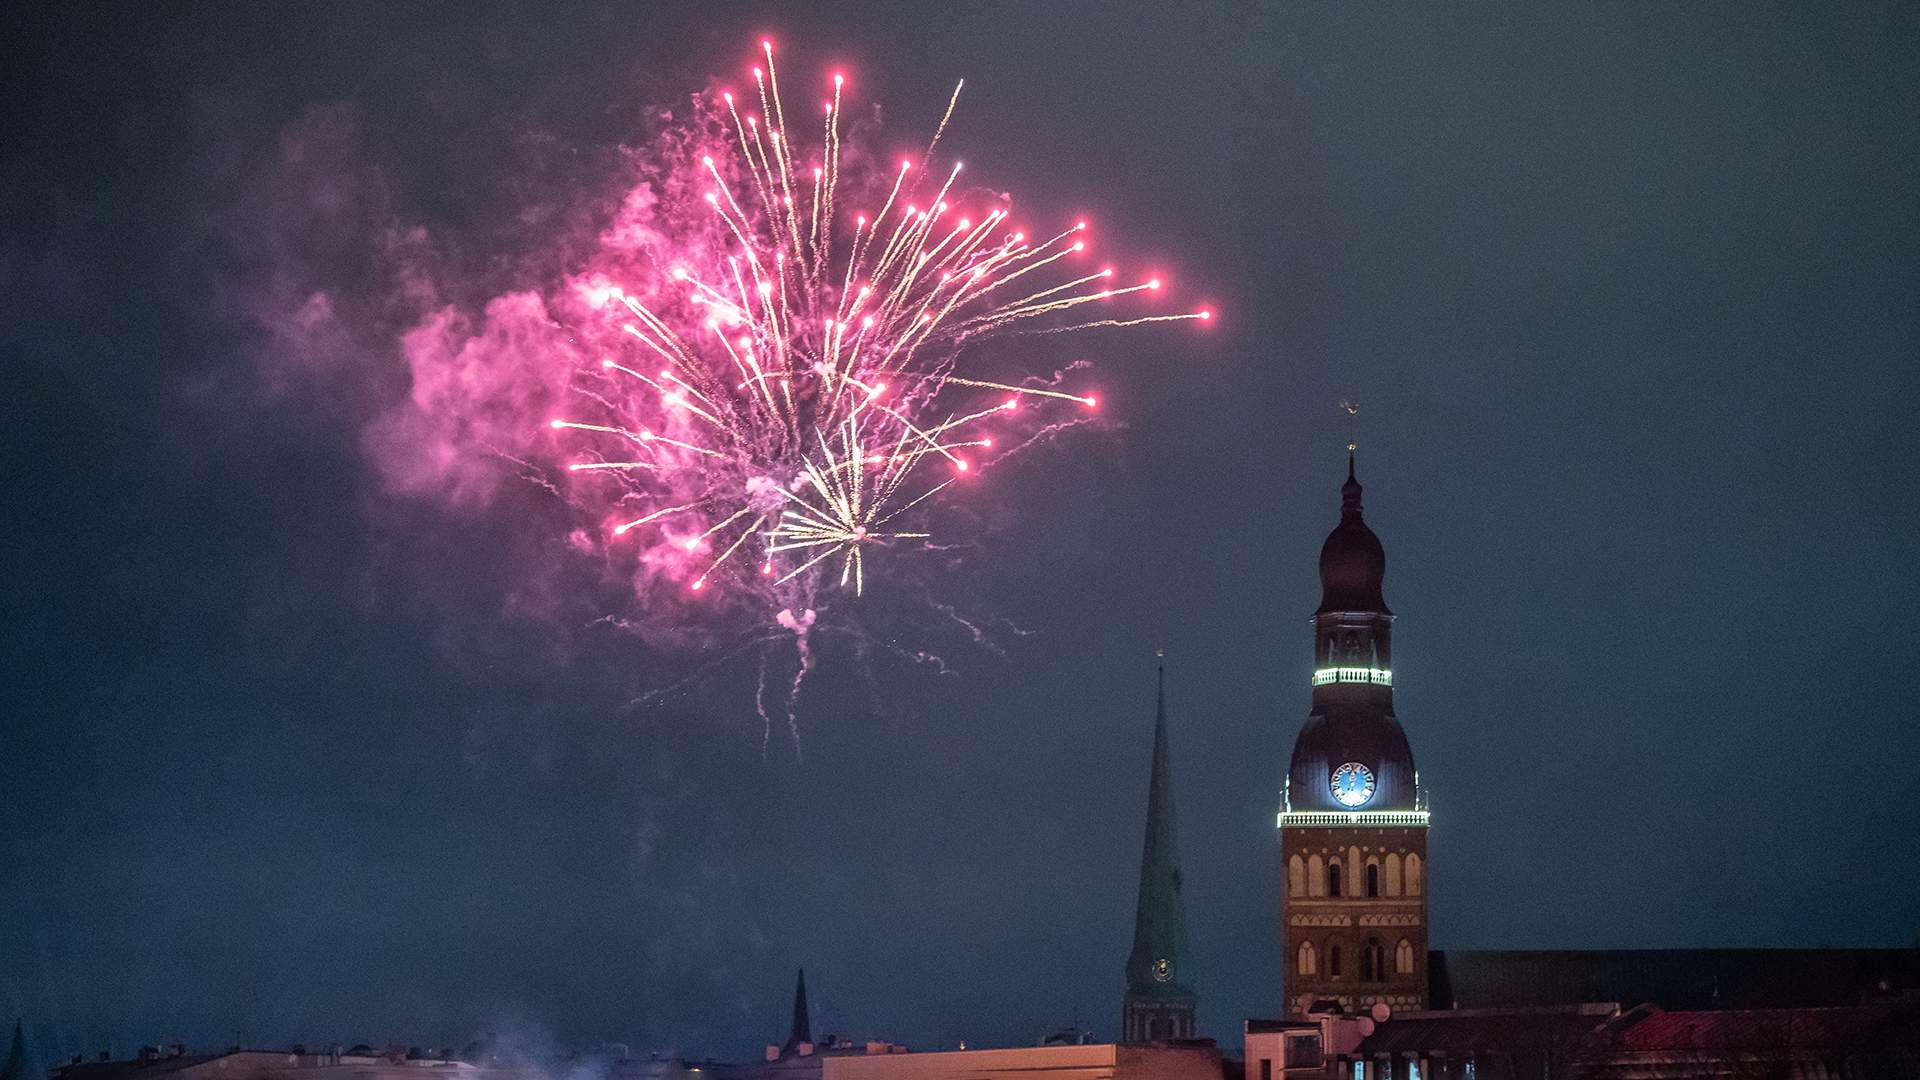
[
  {"left": 1155, "top": 650, "right": 1166, "bottom": 718},
  {"left": 1337, "top": 403, "right": 1365, "bottom": 512}
]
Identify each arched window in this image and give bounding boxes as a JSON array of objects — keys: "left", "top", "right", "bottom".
[
  {"left": 1288, "top": 854, "right": 1306, "bottom": 898},
  {"left": 1396, "top": 939, "right": 1415, "bottom": 975},
  {"left": 1362, "top": 939, "right": 1386, "bottom": 983},
  {"left": 1384, "top": 853, "right": 1402, "bottom": 897},
  {"left": 1365, "top": 861, "right": 1381, "bottom": 898},
  {"left": 1406, "top": 853, "right": 1423, "bottom": 896},
  {"left": 1308, "top": 854, "right": 1325, "bottom": 898},
  {"left": 1327, "top": 859, "right": 1343, "bottom": 898},
  {"left": 1297, "top": 940, "right": 1317, "bottom": 976},
  {"left": 1326, "top": 943, "right": 1342, "bottom": 978},
  {"left": 1343, "top": 631, "right": 1360, "bottom": 661}
]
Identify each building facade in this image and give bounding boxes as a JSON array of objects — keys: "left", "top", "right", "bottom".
[
  {"left": 824, "top": 1044, "right": 1221, "bottom": 1080},
  {"left": 1280, "top": 457, "right": 1429, "bottom": 1016},
  {"left": 1121, "top": 662, "right": 1198, "bottom": 1042}
]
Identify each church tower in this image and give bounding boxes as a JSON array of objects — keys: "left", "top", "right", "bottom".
[
  {"left": 1279, "top": 456, "right": 1429, "bottom": 1015},
  {"left": 1123, "top": 660, "right": 1198, "bottom": 1042}
]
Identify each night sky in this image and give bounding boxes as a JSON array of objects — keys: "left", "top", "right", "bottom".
[{"left": 5, "top": 1, "right": 1918, "bottom": 1066}]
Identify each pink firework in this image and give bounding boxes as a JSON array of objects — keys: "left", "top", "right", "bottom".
[{"left": 550, "top": 41, "right": 1208, "bottom": 615}]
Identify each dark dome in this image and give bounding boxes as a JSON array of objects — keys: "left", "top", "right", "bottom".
[
  {"left": 1317, "top": 457, "right": 1390, "bottom": 615},
  {"left": 1287, "top": 706, "right": 1419, "bottom": 812}
]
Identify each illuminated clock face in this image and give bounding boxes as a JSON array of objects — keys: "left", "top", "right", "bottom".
[
  {"left": 1330, "top": 762, "right": 1375, "bottom": 807},
  {"left": 1152, "top": 958, "right": 1173, "bottom": 983}
]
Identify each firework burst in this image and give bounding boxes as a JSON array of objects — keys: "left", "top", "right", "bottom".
[{"left": 549, "top": 41, "right": 1208, "bottom": 623}]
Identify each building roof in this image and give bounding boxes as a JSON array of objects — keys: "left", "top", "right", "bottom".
[
  {"left": 1347, "top": 1006, "right": 1616, "bottom": 1058},
  {"left": 53, "top": 1057, "right": 230, "bottom": 1080},
  {"left": 47, "top": 1054, "right": 297, "bottom": 1080},
  {"left": 1430, "top": 949, "right": 1920, "bottom": 1011},
  {"left": 823, "top": 1043, "right": 1220, "bottom": 1080},
  {"left": 1605, "top": 1001, "right": 1920, "bottom": 1053},
  {"left": 1286, "top": 707, "right": 1419, "bottom": 813},
  {"left": 1125, "top": 662, "right": 1194, "bottom": 1000},
  {"left": 1317, "top": 456, "right": 1389, "bottom": 616},
  {"left": 1242, "top": 1020, "right": 1319, "bottom": 1036}
]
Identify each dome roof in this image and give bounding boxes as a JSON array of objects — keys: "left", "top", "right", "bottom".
[
  {"left": 1287, "top": 706, "right": 1419, "bottom": 812},
  {"left": 1317, "top": 455, "right": 1390, "bottom": 615}
]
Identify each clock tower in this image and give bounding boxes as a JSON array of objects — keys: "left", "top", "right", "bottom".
[
  {"left": 1123, "top": 660, "right": 1197, "bottom": 1042},
  {"left": 1279, "top": 455, "right": 1430, "bottom": 1014}
]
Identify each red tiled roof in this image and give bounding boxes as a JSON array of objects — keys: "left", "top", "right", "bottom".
[{"left": 1608, "top": 1002, "right": 1920, "bottom": 1052}]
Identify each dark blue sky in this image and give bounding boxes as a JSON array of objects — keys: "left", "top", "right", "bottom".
[{"left": 5, "top": 0, "right": 1918, "bottom": 1066}]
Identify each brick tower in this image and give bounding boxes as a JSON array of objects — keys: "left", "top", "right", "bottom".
[{"left": 1280, "top": 456, "right": 1429, "bottom": 1015}]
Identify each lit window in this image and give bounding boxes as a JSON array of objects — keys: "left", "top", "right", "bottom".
[{"left": 1352, "top": 1062, "right": 1365, "bottom": 1080}]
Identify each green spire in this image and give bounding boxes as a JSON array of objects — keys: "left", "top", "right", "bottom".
[{"left": 1125, "top": 658, "right": 1193, "bottom": 998}]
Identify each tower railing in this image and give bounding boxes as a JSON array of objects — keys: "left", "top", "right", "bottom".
[
  {"left": 1311, "top": 666, "right": 1393, "bottom": 686},
  {"left": 1277, "top": 809, "right": 1429, "bottom": 827}
]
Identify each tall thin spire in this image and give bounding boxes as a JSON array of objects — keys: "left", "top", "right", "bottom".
[
  {"left": 783, "top": 969, "right": 811, "bottom": 1054},
  {"left": 1123, "top": 655, "right": 1195, "bottom": 1040},
  {"left": 2, "top": 1020, "right": 28, "bottom": 1080}
]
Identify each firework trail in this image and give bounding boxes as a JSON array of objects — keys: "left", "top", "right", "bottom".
[{"left": 540, "top": 42, "right": 1208, "bottom": 740}]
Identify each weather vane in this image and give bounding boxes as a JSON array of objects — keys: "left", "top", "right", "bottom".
[{"left": 1339, "top": 400, "right": 1360, "bottom": 452}]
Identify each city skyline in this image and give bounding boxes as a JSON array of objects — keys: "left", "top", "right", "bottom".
[{"left": 4, "top": 1, "right": 1918, "bottom": 1065}]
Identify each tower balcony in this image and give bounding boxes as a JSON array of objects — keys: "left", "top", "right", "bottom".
[
  {"left": 1312, "top": 666, "right": 1393, "bottom": 687},
  {"left": 1277, "top": 809, "right": 1429, "bottom": 828}
]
